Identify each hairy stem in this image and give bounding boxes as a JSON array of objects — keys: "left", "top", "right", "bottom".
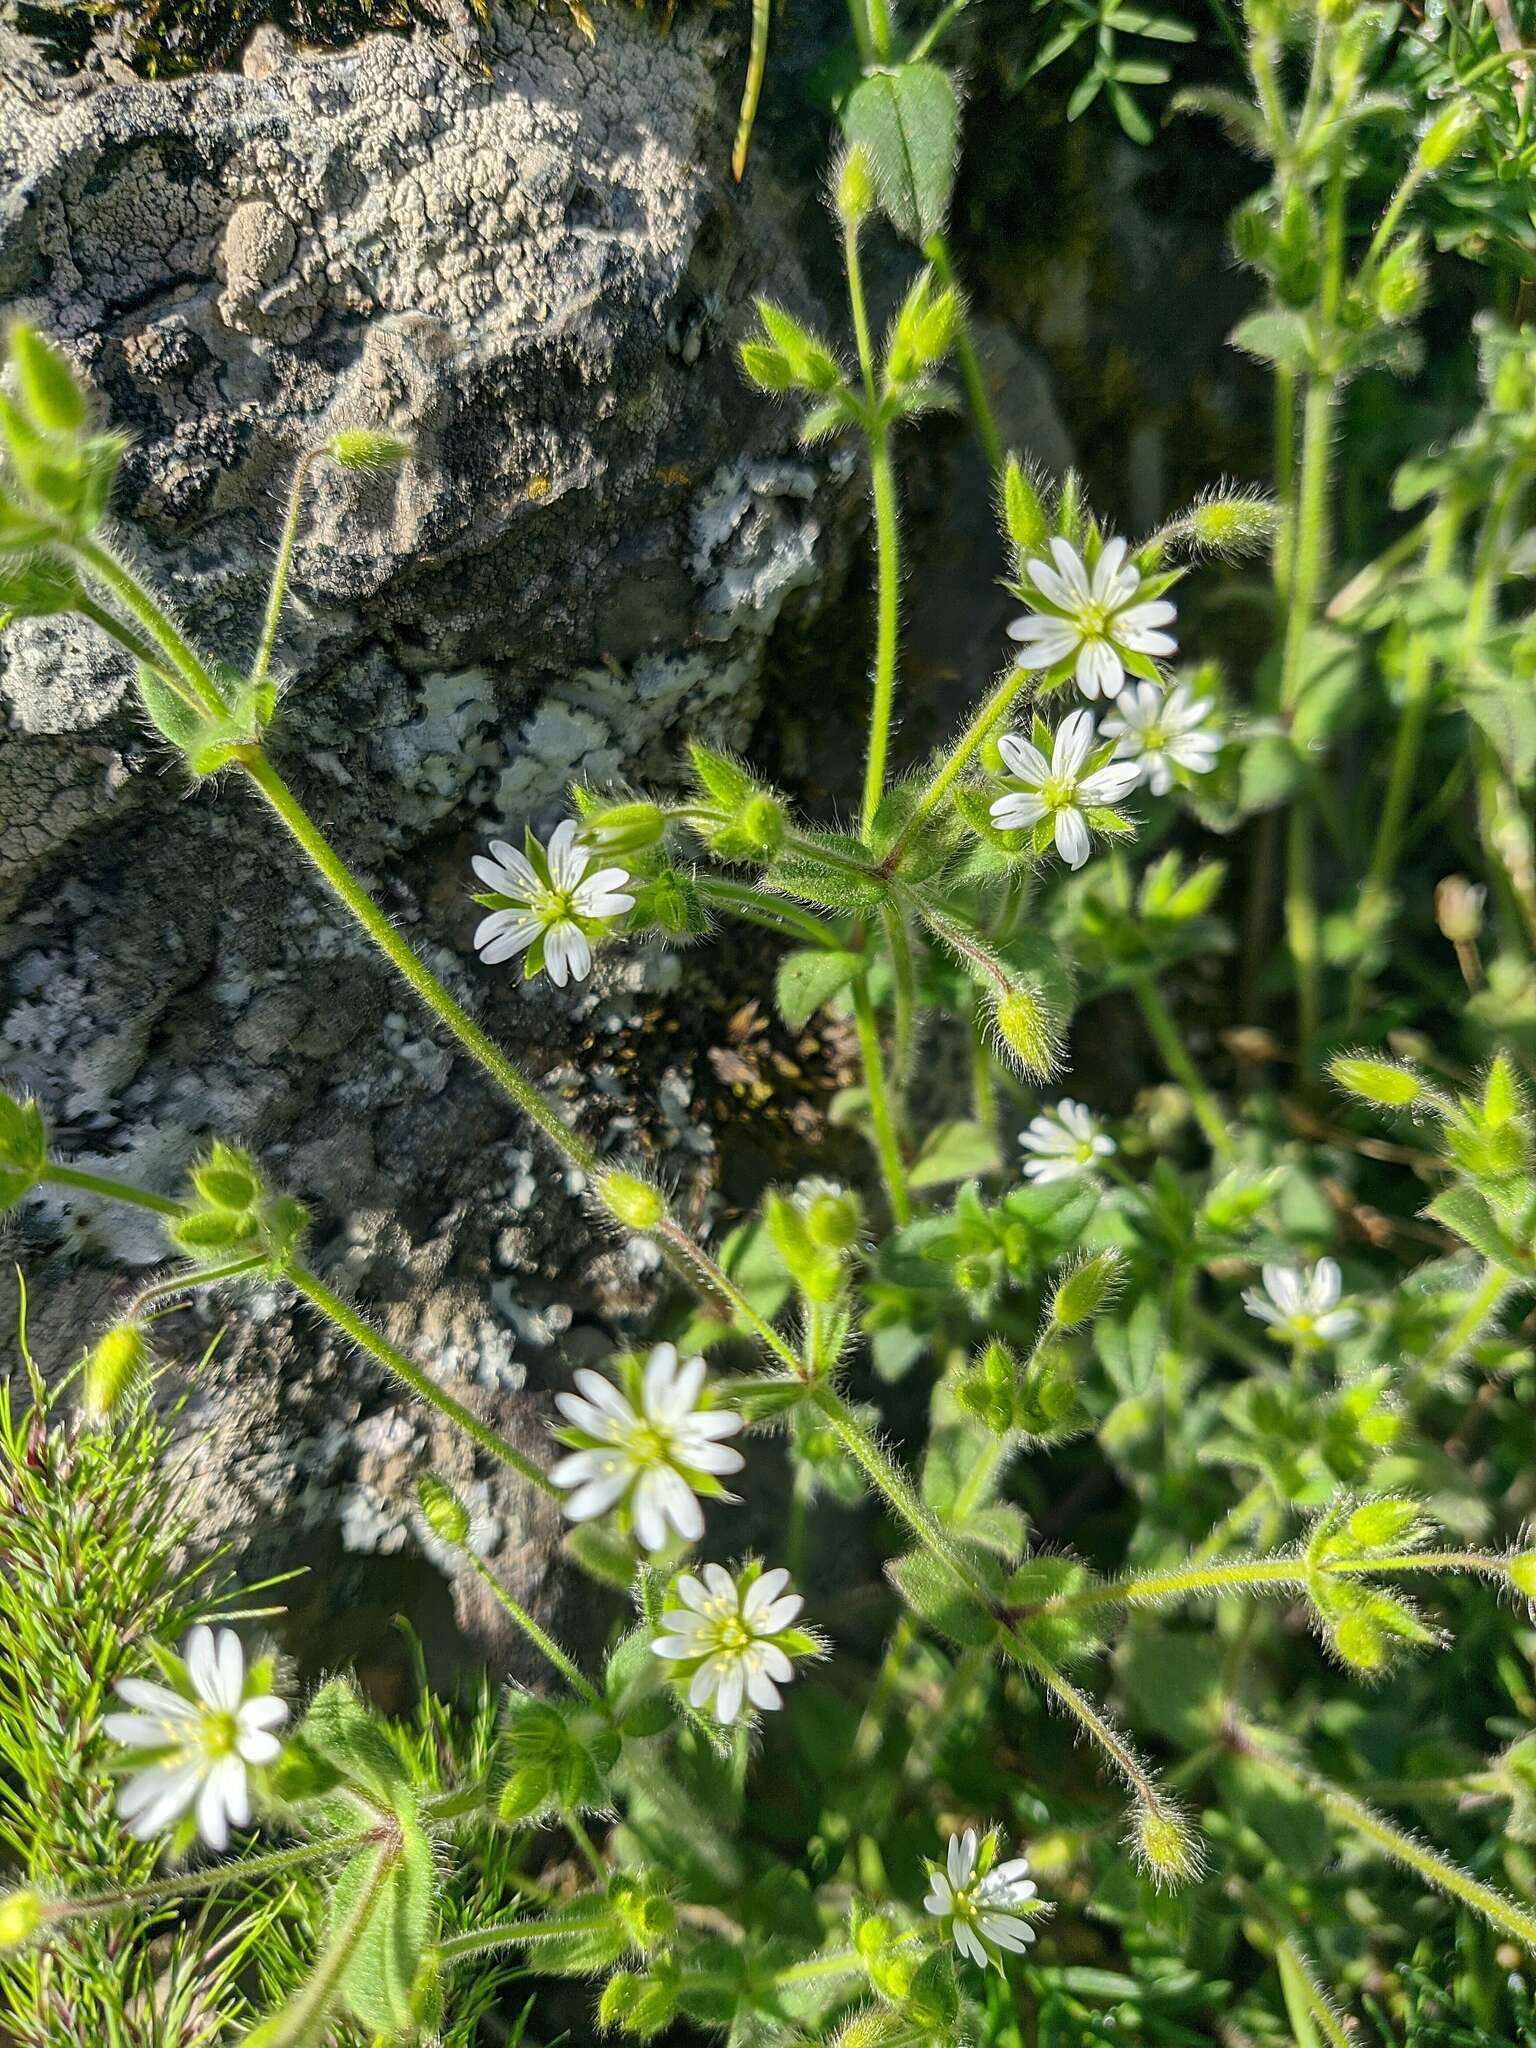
[
  {"left": 1235, "top": 1726, "right": 1536, "bottom": 1956},
  {"left": 851, "top": 973, "right": 912, "bottom": 1227},
  {"left": 882, "top": 663, "right": 1031, "bottom": 874},
  {"left": 459, "top": 1548, "right": 604, "bottom": 1707},
  {"left": 72, "top": 537, "right": 225, "bottom": 718},
  {"left": 1129, "top": 974, "right": 1233, "bottom": 1160},
  {"left": 253, "top": 450, "right": 320, "bottom": 687},
  {"left": 288, "top": 1263, "right": 557, "bottom": 1497},
  {"left": 924, "top": 232, "right": 1003, "bottom": 475},
  {"left": 41, "top": 1163, "right": 183, "bottom": 1219}
]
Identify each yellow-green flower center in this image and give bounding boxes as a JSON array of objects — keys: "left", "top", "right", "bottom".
[{"left": 200, "top": 1709, "right": 239, "bottom": 1760}]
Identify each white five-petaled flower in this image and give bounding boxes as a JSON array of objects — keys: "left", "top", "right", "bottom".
[
  {"left": 1242, "top": 1258, "right": 1361, "bottom": 1344},
  {"left": 550, "top": 1342, "right": 744, "bottom": 1553},
  {"left": 1099, "top": 681, "right": 1221, "bottom": 796},
  {"left": 104, "top": 1626, "right": 287, "bottom": 1851},
  {"left": 1008, "top": 536, "right": 1177, "bottom": 701},
  {"left": 650, "top": 1561, "right": 809, "bottom": 1724},
  {"left": 1019, "top": 1098, "right": 1116, "bottom": 1184},
  {"left": 990, "top": 710, "right": 1139, "bottom": 871},
  {"left": 924, "top": 1828, "right": 1039, "bottom": 1971},
  {"left": 472, "top": 819, "right": 635, "bottom": 988}
]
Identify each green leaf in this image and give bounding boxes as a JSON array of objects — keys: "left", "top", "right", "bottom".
[
  {"left": 886, "top": 1548, "right": 1000, "bottom": 1648},
  {"left": 293, "top": 1680, "right": 412, "bottom": 1811},
  {"left": 1423, "top": 1185, "right": 1529, "bottom": 1275},
  {"left": 9, "top": 323, "right": 87, "bottom": 435},
  {"left": 841, "top": 63, "right": 959, "bottom": 246},
  {"left": 333, "top": 1824, "right": 436, "bottom": 2035},
  {"left": 908, "top": 1119, "right": 1002, "bottom": 1190},
  {"left": 135, "top": 663, "right": 204, "bottom": 754},
  {"left": 774, "top": 948, "right": 863, "bottom": 1030},
  {"left": 1228, "top": 310, "right": 1314, "bottom": 374}
]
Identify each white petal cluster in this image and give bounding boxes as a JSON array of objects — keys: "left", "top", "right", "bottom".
[
  {"left": 990, "top": 709, "right": 1139, "bottom": 871},
  {"left": 1008, "top": 536, "right": 1176, "bottom": 701},
  {"left": 472, "top": 819, "right": 634, "bottom": 987},
  {"left": 650, "top": 1562, "right": 807, "bottom": 1724},
  {"left": 1019, "top": 1098, "right": 1115, "bottom": 1184},
  {"left": 104, "top": 1626, "right": 287, "bottom": 1851},
  {"left": 1099, "top": 681, "right": 1221, "bottom": 795},
  {"left": 550, "top": 1342, "right": 744, "bottom": 1553},
  {"left": 924, "top": 1827, "right": 1039, "bottom": 1971},
  {"left": 1242, "top": 1258, "right": 1361, "bottom": 1344}
]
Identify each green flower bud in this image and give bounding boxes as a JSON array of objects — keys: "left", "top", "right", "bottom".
[
  {"left": 1134, "top": 1803, "right": 1204, "bottom": 1887},
  {"left": 805, "top": 1187, "right": 860, "bottom": 1250},
  {"left": 738, "top": 793, "right": 786, "bottom": 857},
  {"left": 0, "top": 1090, "right": 46, "bottom": 1214},
  {"left": 497, "top": 1763, "right": 552, "bottom": 1824},
  {"left": 1186, "top": 490, "right": 1281, "bottom": 558},
  {"left": 0, "top": 1888, "right": 42, "bottom": 1950},
  {"left": 1002, "top": 454, "right": 1049, "bottom": 555},
  {"left": 835, "top": 144, "right": 877, "bottom": 226},
  {"left": 1050, "top": 1249, "right": 1122, "bottom": 1330},
  {"left": 1508, "top": 1550, "right": 1536, "bottom": 1603},
  {"left": 1328, "top": 1053, "right": 1423, "bottom": 1108},
  {"left": 82, "top": 1322, "right": 147, "bottom": 1423},
  {"left": 1436, "top": 875, "right": 1485, "bottom": 944},
  {"left": 578, "top": 800, "right": 666, "bottom": 858},
  {"left": 610, "top": 1880, "right": 675, "bottom": 1950},
  {"left": 416, "top": 1474, "right": 470, "bottom": 1545},
  {"left": 326, "top": 429, "right": 412, "bottom": 472},
  {"left": 993, "top": 987, "right": 1063, "bottom": 1082},
  {"left": 598, "top": 1170, "right": 666, "bottom": 1231},
  {"left": 1416, "top": 98, "right": 1481, "bottom": 172}
]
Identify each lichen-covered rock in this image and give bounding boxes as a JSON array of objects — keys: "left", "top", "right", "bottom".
[{"left": 0, "top": 5, "right": 851, "bottom": 1675}]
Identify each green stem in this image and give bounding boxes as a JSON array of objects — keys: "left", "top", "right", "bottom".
[
  {"left": 239, "top": 749, "right": 600, "bottom": 1175},
  {"left": 42, "top": 1163, "right": 184, "bottom": 1218},
  {"left": 696, "top": 876, "right": 844, "bottom": 950},
  {"left": 74, "top": 595, "right": 200, "bottom": 705},
  {"left": 71, "top": 537, "right": 224, "bottom": 717},
  {"left": 1417, "top": 1266, "right": 1511, "bottom": 1382},
  {"left": 861, "top": 436, "right": 901, "bottom": 839},
  {"left": 460, "top": 1548, "right": 604, "bottom": 1708},
  {"left": 1276, "top": 1934, "right": 1355, "bottom": 2048},
  {"left": 436, "top": 1904, "right": 613, "bottom": 1964},
  {"left": 125, "top": 1253, "right": 267, "bottom": 1321},
  {"left": 1238, "top": 1729, "right": 1536, "bottom": 1956},
  {"left": 882, "top": 663, "right": 1031, "bottom": 874},
  {"left": 882, "top": 901, "right": 917, "bottom": 1089},
  {"left": 924, "top": 233, "right": 1003, "bottom": 475},
  {"left": 908, "top": 0, "right": 969, "bottom": 61},
  {"left": 47, "top": 1828, "right": 377, "bottom": 1926},
  {"left": 237, "top": 749, "right": 802, "bottom": 1370},
  {"left": 253, "top": 451, "right": 319, "bottom": 687},
  {"left": 1347, "top": 499, "right": 1464, "bottom": 1022},
  {"left": 851, "top": 973, "right": 911, "bottom": 1226},
  {"left": 288, "top": 1262, "right": 556, "bottom": 1498},
  {"left": 1004, "top": 1633, "right": 1170, "bottom": 1822},
  {"left": 1028, "top": 1547, "right": 1510, "bottom": 1619},
  {"left": 810, "top": 1384, "right": 977, "bottom": 1590},
  {"left": 773, "top": 1950, "right": 863, "bottom": 1986},
  {"left": 1130, "top": 976, "right": 1233, "bottom": 1159},
  {"left": 863, "top": 0, "right": 893, "bottom": 63}
]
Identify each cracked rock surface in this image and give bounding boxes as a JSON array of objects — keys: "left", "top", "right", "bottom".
[{"left": 0, "top": 5, "right": 852, "bottom": 1678}]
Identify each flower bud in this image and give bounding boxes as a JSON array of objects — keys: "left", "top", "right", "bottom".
[
  {"left": 1186, "top": 490, "right": 1281, "bottom": 558},
  {"left": 416, "top": 1474, "right": 470, "bottom": 1545},
  {"left": 1436, "top": 874, "right": 1486, "bottom": 944},
  {"left": 0, "top": 1888, "right": 41, "bottom": 1950},
  {"left": 804, "top": 1187, "right": 860, "bottom": 1251},
  {"left": 326, "top": 429, "right": 412, "bottom": 471},
  {"left": 610, "top": 1881, "right": 675, "bottom": 1950},
  {"left": 598, "top": 1170, "right": 666, "bottom": 1232},
  {"left": 1328, "top": 1053, "right": 1423, "bottom": 1109},
  {"left": 1416, "top": 98, "right": 1481, "bottom": 172},
  {"left": 1508, "top": 1550, "right": 1536, "bottom": 1604},
  {"left": 82, "top": 1322, "right": 147, "bottom": 1423},
  {"left": 1133, "top": 1803, "right": 1204, "bottom": 1887},
  {"left": 578, "top": 800, "right": 665, "bottom": 859},
  {"left": 737, "top": 793, "right": 786, "bottom": 858},
  {"left": 1002, "top": 455, "right": 1050, "bottom": 555},
  {"left": 993, "top": 987, "right": 1063, "bottom": 1082},
  {"left": 1050, "top": 1250, "right": 1122, "bottom": 1330},
  {"left": 834, "top": 145, "right": 876, "bottom": 226}
]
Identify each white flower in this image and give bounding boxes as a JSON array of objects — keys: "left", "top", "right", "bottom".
[
  {"left": 1242, "top": 1259, "right": 1361, "bottom": 1344},
  {"left": 650, "top": 1562, "right": 810, "bottom": 1724},
  {"left": 1008, "top": 535, "right": 1177, "bottom": 700},
  {"left": 924, "top": 1828, "right": 1039, "bottom": 1971},
  {"left": 990, "top": 709, "right": 1139, "bottom": 870},
  {"left": 1019, "top": 1097, "right": 1115, "bottom": 1183},
  {"left": 472, "top": 819, "right": 634, "bottom": 987},
  {"left": 550, "top": 1342, "right": 744, "bottom": 1553},
  {"left": 1099, "top": 681, "right": 1221, "bottom": 796},
  {"left": 104, "top": 1626, "right": 287, "bottom": 1851}
]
